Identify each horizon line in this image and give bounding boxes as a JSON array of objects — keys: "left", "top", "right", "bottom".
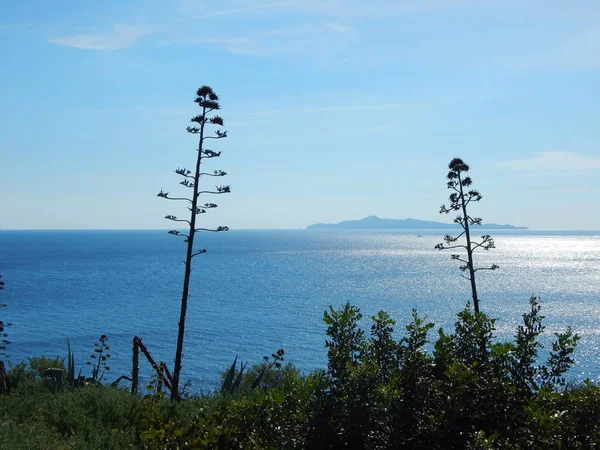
[{"left": 1, "top": 228, "right": 599, "bottom": 232}]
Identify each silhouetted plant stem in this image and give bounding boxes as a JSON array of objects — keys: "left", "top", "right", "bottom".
[
  {"left": 172, "top": 102, "right": 205, "bottom": 401},
  {"left": 87, "top": 334, "right": 110, "bottom": 382},
  {"left": 457, "top": 169, "right": 479, "bottom": 312},
  {"left": 0, "top": 274, "right": 6, "bottom": 395},
  {"left": 0, "top": 274, "right": 10, "bottom": 361},
  {"left": 436, "top": 158, "right": 498, "bottom": 314},
  {"left": 159, "top": 86, "right": 230, "bottom": 400}
]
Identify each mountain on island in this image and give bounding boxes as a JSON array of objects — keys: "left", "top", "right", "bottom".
[{"left": 306, "top": 216, "right": 527, "bottom": 230}]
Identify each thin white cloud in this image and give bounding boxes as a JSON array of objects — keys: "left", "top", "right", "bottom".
[
  {"left": 324, "top": 22, "right": 354, "bottom": 36},
  {"left": 174, "top": 0, "right": 469, "bottom": 19},
  {"left": 513, "top": 28, "right": 600, "bottom": 70},
  {"left": 288, "top": 0, "right": 472, "bottom": 17},
  {"left": 174, "top": 22, "right": 355, "bottom": 56},
  {"left": 0, "top": 23, "right": 42, "bottom": 30},
  {"left": 50, "top": 25, "right": 153, "bottom": 50},
  {"left": 242, "top": 103, "right": 406, "bottom": 116},
  {"left": 552, "top": 28, "right": 600, "bottom": 70},
  {"left": 496, "top": 152, "right": 600, "bottom": 171},
  {"left": 176, "top": 35, "right": 269, "bottom": 55},
  {"left": 199, "top": 0, "right": 309, "bottom": 18}
]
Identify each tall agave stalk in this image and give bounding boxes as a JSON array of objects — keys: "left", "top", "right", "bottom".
[
  {"left": 435, "top": 158, "right": 498, "bottom": 313},
  {"left": 158, "top": 86, "right": 230, "bottom": 399}
]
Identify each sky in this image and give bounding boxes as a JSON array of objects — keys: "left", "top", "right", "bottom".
[{"left": 1, "top": 0, "right": 599, "bottom": 230}]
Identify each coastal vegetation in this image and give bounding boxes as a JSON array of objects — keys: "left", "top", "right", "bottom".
[{"left": 1, "top": 298, "right": 599, "bottom": 449}]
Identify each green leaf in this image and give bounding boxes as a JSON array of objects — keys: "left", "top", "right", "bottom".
[{"left": 221, "top": 356, "right": 238, "bottom": 394}]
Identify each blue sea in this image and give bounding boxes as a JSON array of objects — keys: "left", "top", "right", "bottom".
[{"left": 1, "top": 229, "right": 599, "bottom": 392}]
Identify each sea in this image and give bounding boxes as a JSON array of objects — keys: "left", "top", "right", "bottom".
[{"left": 1, "top": 229, "right": 599, "bottom": 392}]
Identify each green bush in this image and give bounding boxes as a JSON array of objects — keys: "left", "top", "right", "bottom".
[
  {"left": 2, "top": 298, "right": 598, "bottom": 450},
  {"left": 0, "top": 384, "right": 139, "bottom": 449}
]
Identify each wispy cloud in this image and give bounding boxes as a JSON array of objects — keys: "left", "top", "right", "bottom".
[
  {"left": 173, "top": 35, "right": 269, "bottom": 56},
  {"left": 550, "top": 28, "right": 600, "bottom": 70},
  {"left": 496, "top": 152, "right": 600, "bottom": 171},
  {"left": 324, "top": 23, "right": 354, "bottom": 36},
  {"left": 510, "top": 28, "right": 600, "bottom": 70},
  {"left": 189, "top": 35, "right": 258, "bottom": 52},
  {"left": 174, "top": 0, "right": 469, "bottom": 19},
  {"left": 288, "top": 0, "right": 472, "bottom": 18},
  {"left": 198, "top": 0, "right": 309, "bottom": 18},
  {"left": 50, "top": 25, "right": 153, "bottom": 50},
  {"left": 172, "top": 22, "right": 355, "bottom": 56},
  {"left": 0, "top": 23, "right": 43, "bottom": 30},
  {"left": 242, "top": 103, "right": 406, "bottom": 116},
  {"left": 40, "top": 0, "right": 464, "bottom": 56}
]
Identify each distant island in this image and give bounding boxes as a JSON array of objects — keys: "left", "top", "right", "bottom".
[{"left": 306, "top": 216, "right": 527, "bottom": 230}]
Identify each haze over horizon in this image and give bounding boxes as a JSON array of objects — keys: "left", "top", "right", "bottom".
[
  {"left": 1, "top": 1, "right": 599, "bottom": 230},
  {"left": 2, "top": 213, "right": 591, "bottom": 230}
]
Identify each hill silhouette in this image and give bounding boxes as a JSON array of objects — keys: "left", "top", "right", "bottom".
[{"left": 306, "top": 216, "right": 527, "bottom": 230}]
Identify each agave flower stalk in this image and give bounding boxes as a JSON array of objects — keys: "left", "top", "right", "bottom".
[
  {"left": 158, "top": 86, "right": 230, "bottom": 400},
  {"left": 435, "top": 158, "right": 498, "bottom": 313}
]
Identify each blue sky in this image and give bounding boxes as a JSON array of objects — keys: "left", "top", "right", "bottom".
[{"left": 1, "top": 0, "right": 599, "bottom": 229}]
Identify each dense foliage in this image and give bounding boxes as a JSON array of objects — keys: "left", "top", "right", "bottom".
[{"left": 1, "top": 298, "right": 599, "bottom": 449}]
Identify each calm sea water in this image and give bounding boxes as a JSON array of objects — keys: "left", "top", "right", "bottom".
[{"left": 1, "top": 229, "right": 599, "bottom": 391}]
